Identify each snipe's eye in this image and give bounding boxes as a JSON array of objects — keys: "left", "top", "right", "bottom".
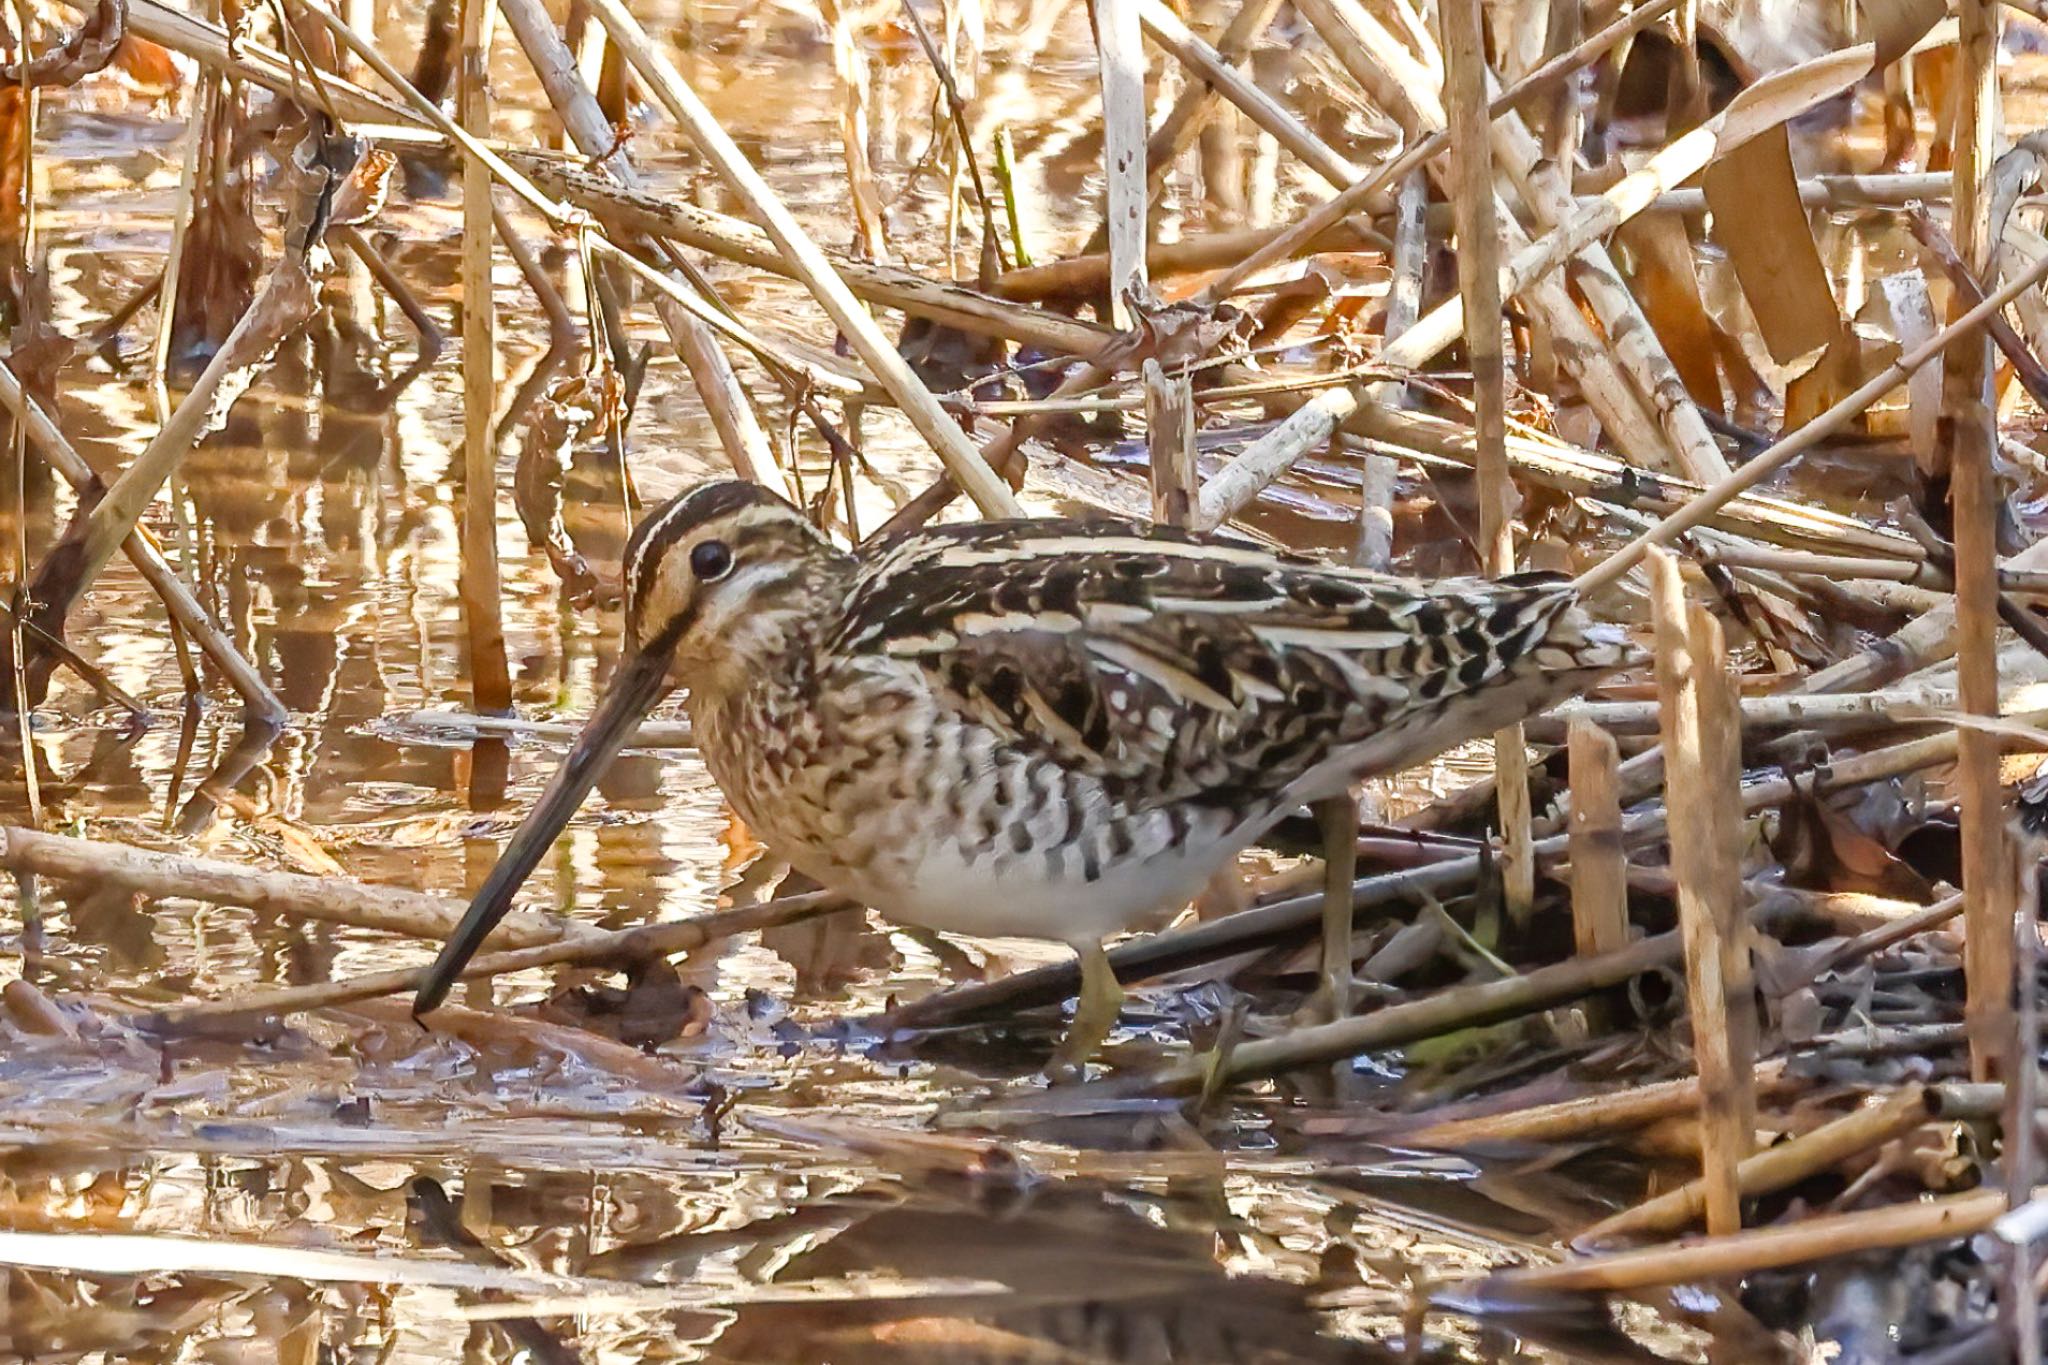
[{"left": 689, "top": 539, "right": 734, "bottom": 581}]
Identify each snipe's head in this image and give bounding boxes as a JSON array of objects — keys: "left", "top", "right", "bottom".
[
  {"left": 624, "top": 480, "right": 849, "bottom": 700},
  {"left": 411, "top": 480, "right": 844, "bottom": 1018}
]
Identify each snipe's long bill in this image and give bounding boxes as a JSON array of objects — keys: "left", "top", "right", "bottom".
[{"left": 415, "top": 480, "right": 1634, "bottom": 1070}]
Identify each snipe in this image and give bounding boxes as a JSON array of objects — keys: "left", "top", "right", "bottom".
[{"left": 416, "top": 481, "right": 1632, "bottom": 1075}]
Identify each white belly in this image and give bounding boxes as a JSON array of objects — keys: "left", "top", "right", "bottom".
[{"left": 819, "top": 831, "right": 1234, "bottom": 949}]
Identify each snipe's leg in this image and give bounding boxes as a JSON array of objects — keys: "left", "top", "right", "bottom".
[
  {"left": 1048, "top": 938, "right": 1124, "bottom": 1083},
  {"left": 1315, "top": 792, "right": 1360, "bottom": 1022}
]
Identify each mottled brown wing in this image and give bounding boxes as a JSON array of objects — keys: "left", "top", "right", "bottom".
[{"left": 828, "top": 517, "right": 1599, "bottom": 810}]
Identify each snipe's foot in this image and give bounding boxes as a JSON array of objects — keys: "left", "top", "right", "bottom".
[{"left": 1046, "top": 939, "right": 1123, "bottom": 1084}]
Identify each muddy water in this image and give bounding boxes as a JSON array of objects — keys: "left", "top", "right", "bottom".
[{"left": 0, "top": 3, "right": 1887, "bottom": 1361}]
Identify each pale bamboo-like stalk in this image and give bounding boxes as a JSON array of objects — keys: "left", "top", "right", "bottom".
[
  {"left": 1135, "top": 0, "right": 1361, "bottom": 185},
  {"left": 1439, "top": 0, "right": 1529, "bottom": 920},
  {"left": 1566, "top": 722, "right": 1628, "bottom": 960},
  {"left": 457, "top": 0, "right": 511, "bottom": 716},
  {"left": 1092, "top": 0, "right": 1147, "bottom": 327},
  {"left": 1950, "top": 0, "right": 2014, "bottom": 1086},
  {"left": 0, "top": 826, "right": 590, "bottom": 949},
  {"left": 581, "top": 0, "right": 1022, "bottom": 518},
  {"left": 1130, "top": 0, "right": 1283, "bottom": 220},
  {"left": 150, "top": 73, "right": 209, "bottom": 425},
  {"left": 1650, "top": 550, "right": 1751, "bottom": 1236},
  {"left": 819, "top": 0, "right": 886, "bottom": 263}
]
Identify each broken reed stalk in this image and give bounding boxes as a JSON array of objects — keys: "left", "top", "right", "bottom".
[
  {"left": 1577, "top": 1084, "right": 1939, "bottom": 1245},
  {"left": 1949, "top": 0, "right": 2015, "bottom": 1085},
  {"left": 1134, "top": 0, "right": 1360, "bottom": 186},
  {"left": 1574, "top": 237, "right": 2048, "bottom": 597},
  {"left": 1143, "top": 359, "right": 1197, "bottom": 527},
  {"left": 514, "top": 154, "right": 1109, "bottom": 357},
  {"left": 151, "top": 891, "right": 844, "bottom": 1027},
  {"left": 581, "top": 0, "right": 1022, "bottom": 518},
  {"left": 0, "top": 826, "right": 589, "bottom": 949},
  {"left": 1649, "top": 549, "right": 1755, "bottom": 1235},
  {"left": 1440, "top": 0, "right": 1531, "bottom": 921},
  {"left": 1092, "top": 0, "right": 1147, "bottom": 328},
  {"left": 1565, "top": 721, "right": 1628, "bottom": 960},
  {"left": 457, "top": 0, "right": 511, "bottom": 717}
]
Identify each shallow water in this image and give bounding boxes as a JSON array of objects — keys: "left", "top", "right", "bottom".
[{"left": 1, "top": 1, "right": 1999, "bottom": 1359}]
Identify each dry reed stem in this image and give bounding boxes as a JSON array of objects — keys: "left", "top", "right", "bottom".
[
  {"left": 19, "top": 143, "right": 354, "bottom": 702},
  {"left": 1650, "top": 549, "right": 1753, "bottom": 1235},
  {"left": 1116, "top": 925, "right": 1691, "bottom": 1098},
  {"left": 1092, "top": 0, "right": 1147, "bottom": 327},
  {"left": 457, "top": 0, "right": 511, "bottom": 716},
  {"left": 149, "top": 68, "right": 207, "bottom": 424},
  {"left": 1003, "top": 168, "right": 1949, "bottom": 302},
  {"left": 582, "top": 0, "right": 1021, "bottom": 518},
  {"left": 1800, "top": 525, "right": 2048, "bottom": 694},
  {"left": 1949, "top": 0, "right": 2015, "bottom": 1085},
  {"left": 1440, "top": 0, "right": 1530, "bottom": 920},
  {"left": 1399, "top": 1060, "right": 1799, "bottom": 1150},
  {"left": 1472, "top": 1189, "right": 2013, "bottom": 1296},
  {"left": 1296, "top": 0, "right": 1698, "bottom": 474},
  {"left": 152, "top": 891, "right": 842, "bottom": 1027},
  {"left": 516, "top": 155, "right": 1108, "bottom": 357},
  {"left": 1187, "top": 0, "right": 1679, "bottom": 309},
  {"left": 1566, "top": 722, "right": 1628, "bottom": 960},
  {"left": 297, "top": 0, "right": 574, "bottom": 226},
  {"left": 0, "top": 827, "right": 589, "bottom": 949},
  {"left": 1579, "top": 1085, "right": 1938, "bottom": 1245}
]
